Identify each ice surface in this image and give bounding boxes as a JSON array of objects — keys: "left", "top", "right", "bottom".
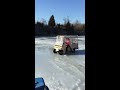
[{"left": 35, "top": 36, "right": 85, "bottom": 90}]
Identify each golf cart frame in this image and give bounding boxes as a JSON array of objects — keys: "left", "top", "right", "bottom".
[{"left": 53, "top": 35, "right": 78, "bottom": 55}]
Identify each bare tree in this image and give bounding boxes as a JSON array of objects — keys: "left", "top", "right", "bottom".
[
  {"left": 63, "top": 18, "right": 67, "bottom": 26},
  {"left": 63, "top": 16, "right": 71, "bottom": 26},
  {"left": 40, "top": 18, "right": 47, "bottom": 25}
]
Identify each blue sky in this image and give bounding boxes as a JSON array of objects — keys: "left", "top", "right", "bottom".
[{"left": 35, "top": 0, "right": 85, "bottom": 24}]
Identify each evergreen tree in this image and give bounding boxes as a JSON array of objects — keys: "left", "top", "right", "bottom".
[{"left": 48, "top": 15, "right": 55, "bottom": 27}]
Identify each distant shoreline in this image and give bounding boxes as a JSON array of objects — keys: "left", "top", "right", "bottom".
[{"left": 35, "top": 35, "right": 85, "bottom": 38}]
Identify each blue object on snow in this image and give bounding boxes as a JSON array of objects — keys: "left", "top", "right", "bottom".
[{"left": 35, "top": 78, "right": 45, "bottom": 90}]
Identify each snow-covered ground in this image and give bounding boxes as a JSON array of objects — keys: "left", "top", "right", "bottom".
[{"left": 35, "top": 36, "right": 85, "bottom": 90}]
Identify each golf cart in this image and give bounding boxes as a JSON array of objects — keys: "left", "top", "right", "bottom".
[{"left": 53, "top": 35, "right": 78, "bottom": 55}]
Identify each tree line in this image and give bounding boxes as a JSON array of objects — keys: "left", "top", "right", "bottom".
[{"left": 35, "top": 15, "right": 85, "bottom": 36}]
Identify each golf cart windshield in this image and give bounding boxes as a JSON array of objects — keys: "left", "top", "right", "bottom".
[{"left": 55, "top": 36, "right": 63, "bottom": 45}]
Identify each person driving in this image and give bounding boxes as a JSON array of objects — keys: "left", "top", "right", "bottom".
[{"left": 65, "top": 38, "right": 70, "bottom": 46}]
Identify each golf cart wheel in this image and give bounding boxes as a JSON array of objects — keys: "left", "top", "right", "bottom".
[
  {"left": 72, "top": 48, "right": 75, "bottom": 53},
  {"left": 66, "top": 46, "right": 72, "bottom": 52},
  {"left": 53, "top": 49, "right": 57, "bottom": 53},
  {"left": 58, "top": 50, "right": 63, "bottom": 55}
]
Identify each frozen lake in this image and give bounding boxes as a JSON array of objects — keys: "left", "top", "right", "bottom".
[{"left": 35, "top": 36, "right": 85, "bottom": 90}]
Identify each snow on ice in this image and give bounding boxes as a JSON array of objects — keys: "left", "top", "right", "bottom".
[{"left": 35, "top": 36, "right": 85, "bottom": 90}]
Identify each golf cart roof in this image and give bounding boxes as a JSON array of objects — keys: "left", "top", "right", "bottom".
[{"left": 57, "top": 35, "right": 78, "bottom": 38}]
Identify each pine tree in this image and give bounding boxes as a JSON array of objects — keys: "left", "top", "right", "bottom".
[{"left": 48, "top": 15, "right": 55, "bottom": 27}]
